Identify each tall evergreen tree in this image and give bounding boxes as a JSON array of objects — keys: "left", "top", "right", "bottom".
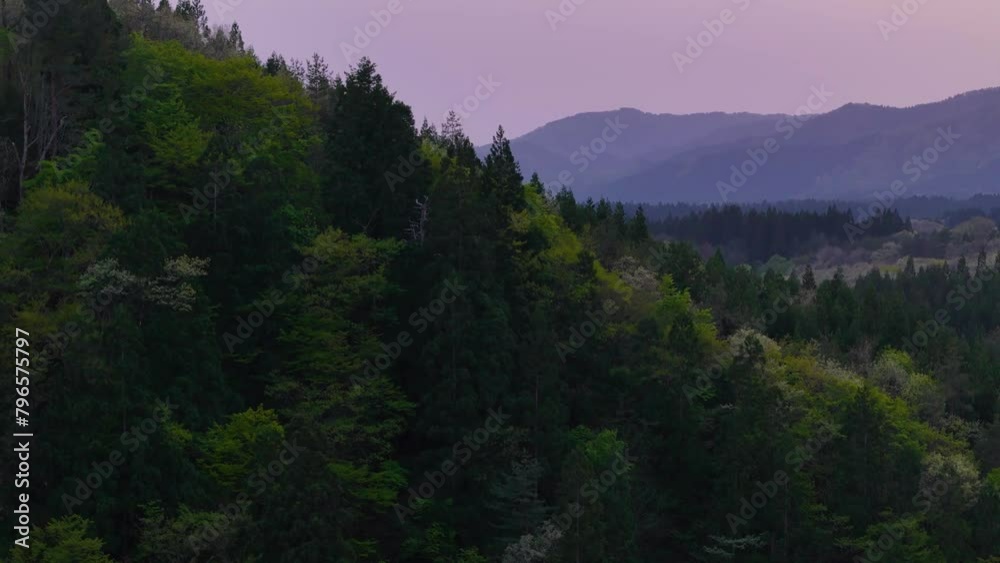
[
  {"left": 484, "top": 125, "right": 525, "bottom": 214},
  {"left": 174, "top": 0, "right": 207, "bottom": 34},
  {"left": 802, "top": 264, "right": 817, "bottom": 291},
  {"left": 228, "top": 22, "right": 245, "bottom": 52},
  {"left": 629, "top": 205, "right": 649, "bottom": 243},
  {"left": 323, "top": 57, "right": 425, "bottom": 238}
]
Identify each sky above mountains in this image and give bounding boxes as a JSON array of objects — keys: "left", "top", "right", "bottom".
[{"left": 209, "top": 0, "right": 1000, "bottom": 144}]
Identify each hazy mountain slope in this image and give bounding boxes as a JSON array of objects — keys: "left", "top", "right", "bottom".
[
  {"left": 478, "top": 108, "right": 786, "bottom": 197},
  {"left": 499, "top": 87, "right": 1000, "bottom": 203}
]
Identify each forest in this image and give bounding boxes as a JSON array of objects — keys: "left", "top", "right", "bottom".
[
  {"left": 0, "top": 1, "right": 998, "bottom": 562},
  {"left": 644, "top": 204, "right": 910, "bottom": 264}
]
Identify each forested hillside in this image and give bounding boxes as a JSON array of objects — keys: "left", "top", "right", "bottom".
[{"left": 0, "top": 2, "right": 998, "bottom": 562}]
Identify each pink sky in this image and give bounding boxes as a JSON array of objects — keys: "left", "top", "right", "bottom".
[{"left": 210, "top": 0, "right": 1000, "bottom": 143}]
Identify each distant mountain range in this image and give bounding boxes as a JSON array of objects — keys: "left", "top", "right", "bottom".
[{"left": 480, "top": 88, "right": 1000, "bottom": 203}]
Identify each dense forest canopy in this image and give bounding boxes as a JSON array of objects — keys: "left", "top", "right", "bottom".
[
  {"left": 634, "top": 195, "right": 1000, "bottom": 224},
  {"left": 0, "top": 1, "right": 998, "bottom": 562},
  {"left": 644, "top": 204, "right": 910, "bottom": 263}
]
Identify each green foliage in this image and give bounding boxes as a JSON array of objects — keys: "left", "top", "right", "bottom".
[
  {"left": 200, "top": 406, "right": 286, "bottom": 491},
  {"left": 7, "top": 181, "right": 125, "bottom": 282},
  {"left": 10, "top": 516, "right": 114, "bottom": 562}
]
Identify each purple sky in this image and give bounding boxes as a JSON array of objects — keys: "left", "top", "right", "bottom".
[{"left": 210, "top": 0, "right": 999, "bottom": 144}]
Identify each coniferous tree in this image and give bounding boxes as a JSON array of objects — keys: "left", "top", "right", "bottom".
[
  {"left": 629, "top": 205, "right": 649, "bottom": 243},
  {"left": 484, "top": 125, "right": 525, "bottom": 214},
  {"left": 555, "top": 188, "right": 580, "bottom": 231},
  {"left": 956, "top": 255, "right": 970, "bottom": 280},
  {"left": 264, "top": 51, "right": 287, "bottom": 75},
  {"left": 802, "top": 264, "right": 817, "bottom": 291},
  {"left": 612, "top": 202, "right": 627, "bottom": 236},
  {"left": 527, "top": 171, "right": 545, "bottom": 197},
  {"left": 977, "top": 248, "right": 989, "bottom": 276},
  {"left": 174, "top": 0, "right": 207, "bottom": 34},
  {"left": 595, "top": 198, "right": 611, "bottom": 222},
  {"left": 305, "top": 53, "right": 331, "bottom": 100},
  {"left": 418, "top": 118, "right": 438, "bottom": 142},
  {"left": 324, "top": 57, "right": 425, "bottom": 238},
  {"left": 487, "top": 457, "right": 550, "bottom": 548},
  {"left": 228, "top": 22, "right": 245, "bottom": 52}
]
